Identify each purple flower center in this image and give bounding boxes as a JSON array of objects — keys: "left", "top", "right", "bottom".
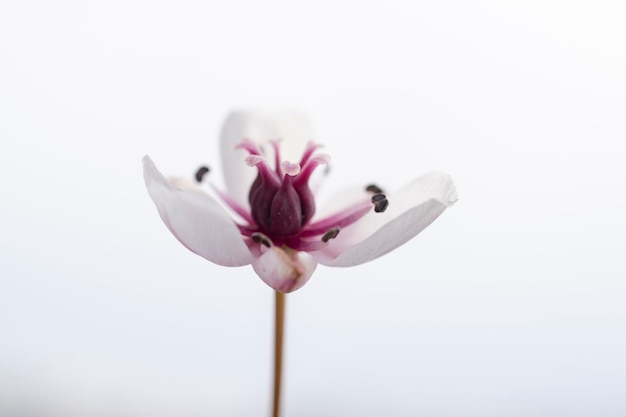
[
  {"left": 234, "top": 138, "right": 387, "bottom": 252},
  {"left": 238, "top": 139, "right": 327, "bottom": 238}
]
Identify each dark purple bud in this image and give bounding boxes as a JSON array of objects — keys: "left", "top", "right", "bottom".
[
  {"left": 242, "top": 140, "right": 327, "bottom": 238},
  {"left": 267, "top": 175, "right": 304, "bottom": 236}
]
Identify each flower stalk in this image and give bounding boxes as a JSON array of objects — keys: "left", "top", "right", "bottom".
[{"left": 273, "top": 291, "right": 285, "bottom": 417}]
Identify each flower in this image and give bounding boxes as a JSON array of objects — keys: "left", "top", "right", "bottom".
[{"left": 143, "top": 111, "right": 457, "bottom": 293}]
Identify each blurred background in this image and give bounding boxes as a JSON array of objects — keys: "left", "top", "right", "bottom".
[{"left": 1, "top": 1, "right": 625, "bottom": 416}]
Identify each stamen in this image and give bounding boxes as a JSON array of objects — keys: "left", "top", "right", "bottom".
[
  {"left": 366, "top": 184, "right": 383, "bottom": 194},
  {"left": 300, "top": 201, "right": 372, "bottom": 238},
  {"left": 211, "top": 184, "right": 254, "bottom": 224},
  {"left": 371, "top": 194, "right": 386, "bottom": 203},
  {"left": 251, "top": 232, "right": 273, "bottom": 248},
  {"left": 238, "top": 224, "right": 264, "bottom": 237},
  {"left": 194, "top": 166, "right": 210, "bottom": 183},
  {"left": 321, "top": 227, "right": 340, "bottom": 242},
  {"left": 283, "top": 239, "right": 322, "bottom": 252},
  {"left": 371, "top": 193, "right": 389, "bottom": 213}
]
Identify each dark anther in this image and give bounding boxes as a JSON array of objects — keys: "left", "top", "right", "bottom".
[
  {"left": 366, "top": 184, "right": 384, "bottom": 194},
  {"left": 195, "top": 166, "right": 210, "bottom": 183},
  {"left": 374, "top": 199, "right": 389, "bottom": 213},
  {"left": 371, "top": 193, "right": 389, "bottom": 213},
  {"left": 371, "top": 193, "right": 386, "bottom": 203},
  {"left": 251, "top": 232, "right": 272, "bottom": 248},
  {"left": 321, "top": 227, "right": 340, "bottom": 243}
]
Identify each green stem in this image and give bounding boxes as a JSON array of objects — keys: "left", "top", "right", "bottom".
[{"left": 273, "top": 291, "right": 285, "bottom": 417}]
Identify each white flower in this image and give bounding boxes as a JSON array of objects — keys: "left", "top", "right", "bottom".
[{"left": 143, "top": 111, "right": 457, "bottom": 292}]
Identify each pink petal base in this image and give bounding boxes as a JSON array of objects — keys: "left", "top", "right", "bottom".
[{"left": 251, "top": 245, "right": 317, "bottom": 293}]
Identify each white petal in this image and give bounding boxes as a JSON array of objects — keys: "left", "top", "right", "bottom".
[
  {"left": 219, "top": 110, "right": 313, "bottom": 207},
  {"left": 251, "top": 246, "right": 317, "bottom": 293},
  {"left": 143, "top": 156, "right": 253, "bottom": 267},
  {"left": 315, "top": 172, "right": 457, "bottom": 267}
]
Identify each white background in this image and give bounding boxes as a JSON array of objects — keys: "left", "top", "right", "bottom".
[{"left": 1, "top": 1, "right": 625, "bottom": 416}]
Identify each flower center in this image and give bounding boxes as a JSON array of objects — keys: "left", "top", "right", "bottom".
[{"left": 238, "top": 139, "right": 328, "bottom": 238}]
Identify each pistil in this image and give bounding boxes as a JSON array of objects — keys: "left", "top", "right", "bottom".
[{"left": 239, "top": 138, "right": 389, "bottom": 253}]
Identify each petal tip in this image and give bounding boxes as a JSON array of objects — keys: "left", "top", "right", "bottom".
[{"left": 142, "top": 155, "right": 253, "bottom": 267}]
